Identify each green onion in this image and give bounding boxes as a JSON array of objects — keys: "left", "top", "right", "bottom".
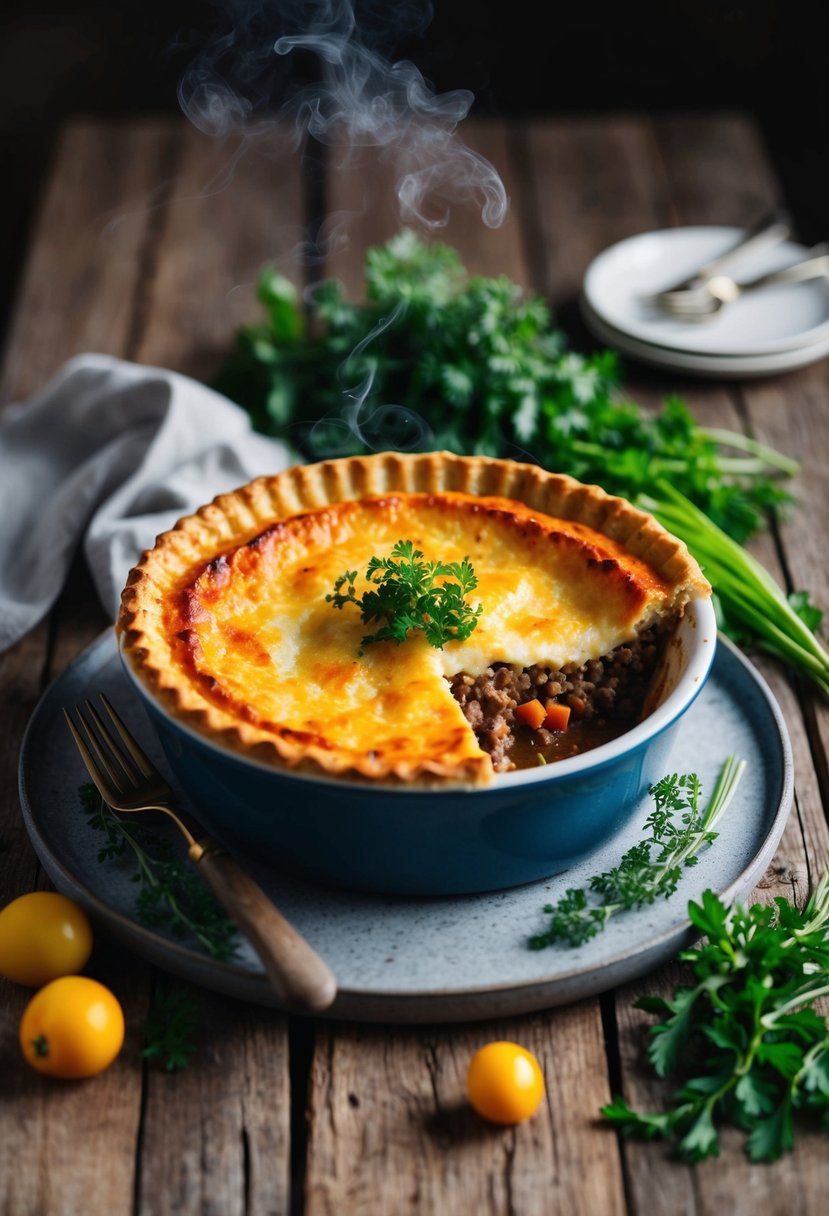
[{"left": 640, "top": 482, "right": 829, "bottom": 696}]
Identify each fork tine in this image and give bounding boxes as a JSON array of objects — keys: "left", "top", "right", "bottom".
[
  {"left": 63, "top": 708, "right": 116, "bottom": 802},
  {"left": 99, "top": 693, "right": 156, "bottom": 780},
  {"left": 83, "top": 699, "right": 141, "bottom": 791}
]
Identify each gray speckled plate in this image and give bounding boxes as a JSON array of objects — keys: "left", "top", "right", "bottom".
[{"left": 19, "top": 629, "right": 792, "bottom": 1023}]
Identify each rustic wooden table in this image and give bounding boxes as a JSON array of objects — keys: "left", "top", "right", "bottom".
[{"left": 1, "top": 113, "right": 828, "bottom": 1215}]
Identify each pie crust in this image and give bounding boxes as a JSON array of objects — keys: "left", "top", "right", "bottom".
[{"left": 117, "top": 452, "right": 710, "bottom": 785}]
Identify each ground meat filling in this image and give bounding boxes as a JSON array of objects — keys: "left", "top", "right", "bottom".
[{"left": 448, "top": 627, "right": 663, "bottom": 771}]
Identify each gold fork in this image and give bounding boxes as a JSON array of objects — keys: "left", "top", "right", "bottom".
[{"left": 64, "top": 694, "right": 337, "bottom": 1014}]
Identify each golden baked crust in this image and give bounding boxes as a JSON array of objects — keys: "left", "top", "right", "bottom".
[{"left": 118, "top": 452, "right": 710, "bottom": 785}]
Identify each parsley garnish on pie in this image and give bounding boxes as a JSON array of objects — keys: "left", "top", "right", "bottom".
[{"left": 327, "top": 538, "right": 483, "bottom": 652}]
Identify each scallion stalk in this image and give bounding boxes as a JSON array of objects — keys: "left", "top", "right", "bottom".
[{"left": 639, "top": 482, "right": 829, "bottom": 696}]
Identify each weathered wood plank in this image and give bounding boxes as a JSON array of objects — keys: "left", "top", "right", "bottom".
[
  {"left": 0, "top": 117, "right": 299, "bottom": 1216},
  {"left": 0, "top": 119, "right": 180, "bottom": 403},
  {"left": 136, "top": 986, "right": 291, "bottom": 1216},
  {"left": 518, "top": 110, "right": 829, "bottom": 1207},
  {"left": 610, "top": 115, "right": 829, "bottom": 1211},
  {"left": 653, "top": 112, "right": 787, "bottom": 228},
  {"left": 741, "top": 367, "right": 829, "bottom": 843},
  {"left": 133, "top": 124, "right": 307, "bottom": 384},
  {"left": 0, "top": 937, "right": 147, "bottom": 1216},
  {"left": 129, "top": 120, "right": 300, "bottom": 1215},
  {"left": 302, "top": 118, "right": 628, "bottom": 1216},
  {"left": 521, "top": 115, "right": 671, "bottom": 308},
  {"left": 0, "top": 121, "right": 176, "bottom": 1216},
  {"left": 306, "top": 1009, "right": 625, "bottom": 1216}
]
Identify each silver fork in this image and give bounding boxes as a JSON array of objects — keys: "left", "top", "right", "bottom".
[
  {"left": 657, "top": 243, "right": 829, "bottom": 320},
  {"left": 653, "top": 210, "right": 791, "bottom": 309},
  {"left": 64, "top": 694, "right": 337, "bottom": 1014}
]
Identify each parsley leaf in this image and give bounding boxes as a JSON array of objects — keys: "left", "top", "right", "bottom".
[
  {"left": 327, "top": 538, "right": 483, "bottom": 651},
  {"left": 602, "top": 872, "right": 829, "bottom": 1163}
]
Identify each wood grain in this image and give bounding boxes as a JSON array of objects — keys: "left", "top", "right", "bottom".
[
  {"left": 133, "top": 124, "right": 307, "bottom": 383},
  {"left": 136, "top": 985, "right": 291, "bottom": 1216},
  {"left": 305, "top": 1009, "right": 625, "bottom": 1216},
  {"left": 0, "top": 117, "right": 295, "bottom": 1216},
  {"left": 301, "top": 123, "right": 631, "bottom": 1215},
  {"left": 0, "top": 120, "right": 180, "bottom": 403},
  {"left": 2, "top": 112, "right": 828, "bottom": 1215},
  {"left": 610, "top": 115, "right": 829, "bottom": 1209}
]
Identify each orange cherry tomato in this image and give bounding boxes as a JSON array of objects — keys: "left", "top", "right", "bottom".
[
  {"left": 19, "top": 976, "right": 125, "bottom": 1079},
  {"left": 0, "top": 891, "right": 93, "bottom": 987},
  {"left": 467, "top": 1041, "right": 545, "bottom": 1124}
]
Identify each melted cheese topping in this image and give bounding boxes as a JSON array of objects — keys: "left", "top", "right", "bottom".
[{"left": 166, "top": 493, "right": 676, "bottom": 775}]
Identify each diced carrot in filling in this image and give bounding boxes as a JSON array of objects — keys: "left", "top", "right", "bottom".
[
  {"left": 514, "top": 698, "right": 547, "bottom": 730},
  {"left": 543, "top": 701, "right": 571, "bottom": 732}
]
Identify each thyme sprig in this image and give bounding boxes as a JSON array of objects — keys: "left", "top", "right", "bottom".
[
  {"left": 529, "top": 757, "right": 746, "bottom": 949},
  {"left": 327, "top": 538, "right": 483, "bottom": 651},
  {"left": 80, "top": 784, "right": 239, "bottom": 960}
]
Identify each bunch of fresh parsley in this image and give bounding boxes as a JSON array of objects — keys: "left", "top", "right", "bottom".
[
  {"left": 604, "top": 873, "right": 829, "bottom": 1163},
  {"left": 215, "top": 231, "right": 829, "bottom": 695},
  {"left": 215, "top": 229, "right": 792, "bottom": 543},
  {"left": 327, "top": 538, "right": 482, "bottom": 651}
]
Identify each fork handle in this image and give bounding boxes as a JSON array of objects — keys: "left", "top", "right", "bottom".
[
  {"left": 737, "top": 248, "right": 829, "bottom": 290},
  {"left": 195, "top": 847, "right": 337, "bottom": 1013}
]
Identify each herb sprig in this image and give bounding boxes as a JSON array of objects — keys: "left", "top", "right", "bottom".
[
  {"left": 141, "top": 984, "right": 199, "bottom": 1072},
  {"left": 603, "top": 874, "right": 829, "bottom": 1162},
  {"left": 215, "top": 231, "right": 829, "bottom": 697},
  {"left": 80, "top": 784, "right": 239, "bottom": 960},
  {"left": 530, "top": 757, "right": 746, "bottom": 948},
  {"left": 327, "top": 538, "right": 483, "bottom": 651}
]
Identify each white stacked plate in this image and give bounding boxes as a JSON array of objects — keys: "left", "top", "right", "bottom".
[{"left": 580, "top": 227, "right": 829, "bottom": 377}]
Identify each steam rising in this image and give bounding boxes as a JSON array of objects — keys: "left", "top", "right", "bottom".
[
  {"left": 178, "top": 2, "right": 509, "bottom": 455},
  {"left": 303, "top": 302, "right": 436, "bottom": 456},
  {"left": 178, "top": 0, "right": 508, "bottom": 230}
]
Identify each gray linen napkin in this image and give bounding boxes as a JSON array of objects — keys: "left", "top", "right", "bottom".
[{"left": 0, "top": 353, "right": 294, "bottom": 653}]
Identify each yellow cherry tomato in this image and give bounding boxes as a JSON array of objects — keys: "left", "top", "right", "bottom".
[
  {"left": 19, "top": 976, "right": 125, "bottom": 1079},
  {"left": 0, "top": 891, "right": 93, "bottom": 987},
  {"left": 467, "top": 1041, "right": 545, "bottom": 1124}
]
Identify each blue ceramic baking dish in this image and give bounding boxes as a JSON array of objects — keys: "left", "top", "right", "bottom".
[{"left": 120, "top": 596, "right": 716, "bottom": 895}]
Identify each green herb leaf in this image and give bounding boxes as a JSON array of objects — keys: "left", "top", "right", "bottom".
[
  {"left": 788, "top": 589, "right": 824, "bottom": 633},
  {"left": 529, "top": 757, "right": 745, "bottom": 949},
  {"left": 327, "top": 538, "right": 483, "bottom": 651},
  {"left": 141, "top": 984, "right": 199, "bottom": 1072},
  {"left": 80, "top": 784, "right": 239, "bottom": 960},
  {"left": 601, "top": 872, "right": 829, "bottom": 1163}
]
